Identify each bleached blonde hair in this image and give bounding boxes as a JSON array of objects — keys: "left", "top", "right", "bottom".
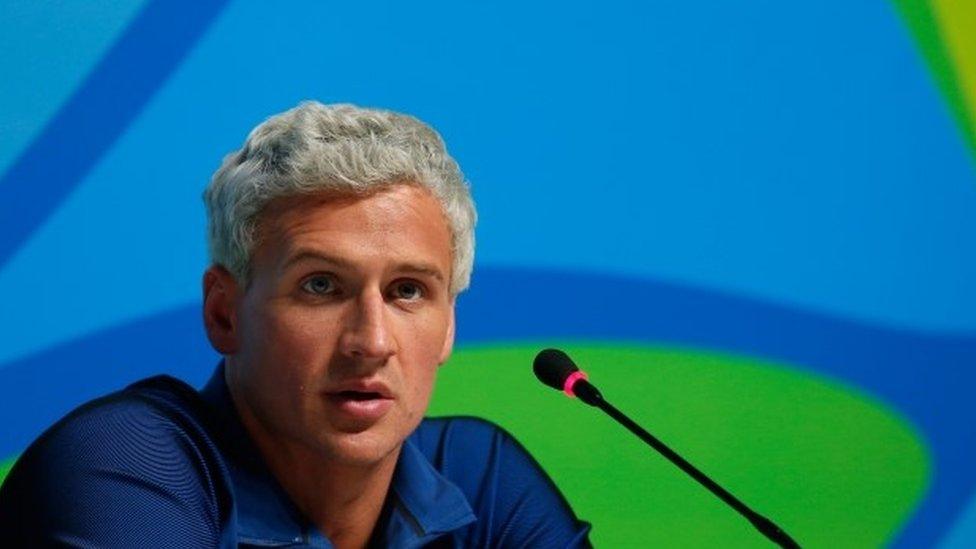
[{"left": 203, "top": 101, "right": 477, "bottom": 295}]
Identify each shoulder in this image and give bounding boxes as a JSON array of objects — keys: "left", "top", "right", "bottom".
[
  {"left": 0, "top": 375, "right": 232, "bottom": 546},
  {"left": 413, "top": 415, "right": 514, "bottom": 453},
  {"left": 412, "top": 415, "right": 558, "bottom": 495},
  {"left": 413, "top": 416, "right": 592, "bottom": 548},
  {"left": 9, "top": 375, "right": 221, "bottom": 481},
  {"left": 412, "top": 416, "right": 534, "bottom": 479}
]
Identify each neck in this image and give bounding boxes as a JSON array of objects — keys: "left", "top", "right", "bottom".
[{"left": 269, "top": 445, "right": 398, "bottom": 549}]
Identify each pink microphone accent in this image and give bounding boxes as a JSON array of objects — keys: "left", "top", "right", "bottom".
[{"left": 563, "top": 371, "right": 589, "bottom": 398}]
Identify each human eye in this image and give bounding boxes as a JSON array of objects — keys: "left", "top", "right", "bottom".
[
  {"left": 300, "top": 274, "right": 337, "bottom": 296},
  {"left": 390, "top": 280, "right": 425, "bottom": 302}
]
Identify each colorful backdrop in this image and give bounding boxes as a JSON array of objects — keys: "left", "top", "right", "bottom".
[{"left": 1, "top": 1, "right": 974, "bottom": 546}]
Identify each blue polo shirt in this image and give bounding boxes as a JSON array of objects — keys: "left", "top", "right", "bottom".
[{"left": 0, "top": 364, "right": 591, "bottom": 547}]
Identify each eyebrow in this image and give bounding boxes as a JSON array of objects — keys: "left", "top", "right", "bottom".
[
  {"left": 395, "top": 262, "right": 446, "bottom": 282},
  {"left": 282, "top": 249, "right": 353, "bottom": 271},
  {"left": 282, "top": 249, "right": 446, "bottom": 282}
]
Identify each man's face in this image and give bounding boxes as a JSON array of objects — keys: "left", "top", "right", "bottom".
[{"left": 219, "top": 184, "right": 455, "bottom": 467}]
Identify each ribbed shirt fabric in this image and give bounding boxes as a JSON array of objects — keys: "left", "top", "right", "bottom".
[{"left": 0, "top": 363, "right": 591, "bottom": 548}]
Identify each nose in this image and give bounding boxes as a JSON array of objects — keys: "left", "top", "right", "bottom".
[{"left": 338, "top": 289, "right": 397, "bottom": 363}]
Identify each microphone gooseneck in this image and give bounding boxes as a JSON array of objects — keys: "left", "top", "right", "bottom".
[{"left": 533, "top": 348, "right": 800, "bottom": 549}]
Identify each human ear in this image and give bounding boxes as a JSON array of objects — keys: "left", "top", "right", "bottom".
[
  {"left": 437, "top": 304, "right": 456, "bottom": 366},
  {"left": 202, "top": 265, "right": 241, "bottom": 355}
]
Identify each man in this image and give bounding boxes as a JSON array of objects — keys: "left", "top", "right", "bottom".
[{"left": 0, "top": 103, "right": 591, "bottom": 547}]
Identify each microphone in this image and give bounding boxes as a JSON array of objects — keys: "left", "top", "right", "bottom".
[{"left": 533, "top": 348, "right": 800, "bottom": 549}]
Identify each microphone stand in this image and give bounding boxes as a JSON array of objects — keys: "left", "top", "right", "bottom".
[{"left": 574, "top": 381, "right": 800, "bottom": 549}]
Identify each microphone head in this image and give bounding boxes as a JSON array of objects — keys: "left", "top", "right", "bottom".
[{"left": 533, "top": 348, "right": 580, "bottom": 391}]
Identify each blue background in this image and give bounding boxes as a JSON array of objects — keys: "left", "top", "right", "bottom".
[{"left": 1, "top": 0, "right": 974, "bottom": 545}]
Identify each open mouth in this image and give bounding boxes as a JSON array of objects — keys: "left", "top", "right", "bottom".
[
  {"left": 325, "top": 388, "right": 395, "bottom": 422},
  {"left": 336, "top": 390, "right": 385, "bottom": 401}
]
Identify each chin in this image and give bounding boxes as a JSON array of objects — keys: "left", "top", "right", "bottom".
[{"left": 315, "top": 429, "right": 404, "bottom": 468}]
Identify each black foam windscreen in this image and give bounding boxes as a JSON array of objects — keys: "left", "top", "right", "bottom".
[{"left": 533, "top": 348, "right": 580, "bottom": 390}]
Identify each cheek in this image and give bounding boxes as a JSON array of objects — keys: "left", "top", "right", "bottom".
[
  {"left": 400, "top": 367, "right": 437, "bottom": 428},
  {"left": 396, "top": 314, "right": 449, "bottom": 416},
  {"left": 239, "top": 302, "right": 337, "bottom": 383},
  {"left": 411, "top": 366, "right": 438, "bottom": 401},
  {"left": 400, "top": 312, "right": 449, "bottom": 382}
]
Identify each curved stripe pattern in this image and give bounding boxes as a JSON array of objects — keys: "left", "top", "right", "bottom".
[
  {"left": 429, "top": 344, "right": 929, "bottom": 547},
  {"left": 0, "top": 0, "right": 229, "bottom": 269},
  {"left": 0, "top": 0, "right": 146, "bottom": 176},
  {"left": 1, "top": 268, "right": 973, "bottom": 546},
  {"left": 1, "top": 0, "right": 974, "bottom": 545}
]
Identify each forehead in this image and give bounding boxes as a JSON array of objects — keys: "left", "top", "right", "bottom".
[{"left": 251, "top": 185, "right": 453, "bottom": 272}]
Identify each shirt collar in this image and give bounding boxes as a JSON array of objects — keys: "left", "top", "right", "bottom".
[
  {"left": 199, "top": 362, "right": 475, "bottom": 547},
  {"left": 383, "top": 434, "right": 476, "bottom": 546}
]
